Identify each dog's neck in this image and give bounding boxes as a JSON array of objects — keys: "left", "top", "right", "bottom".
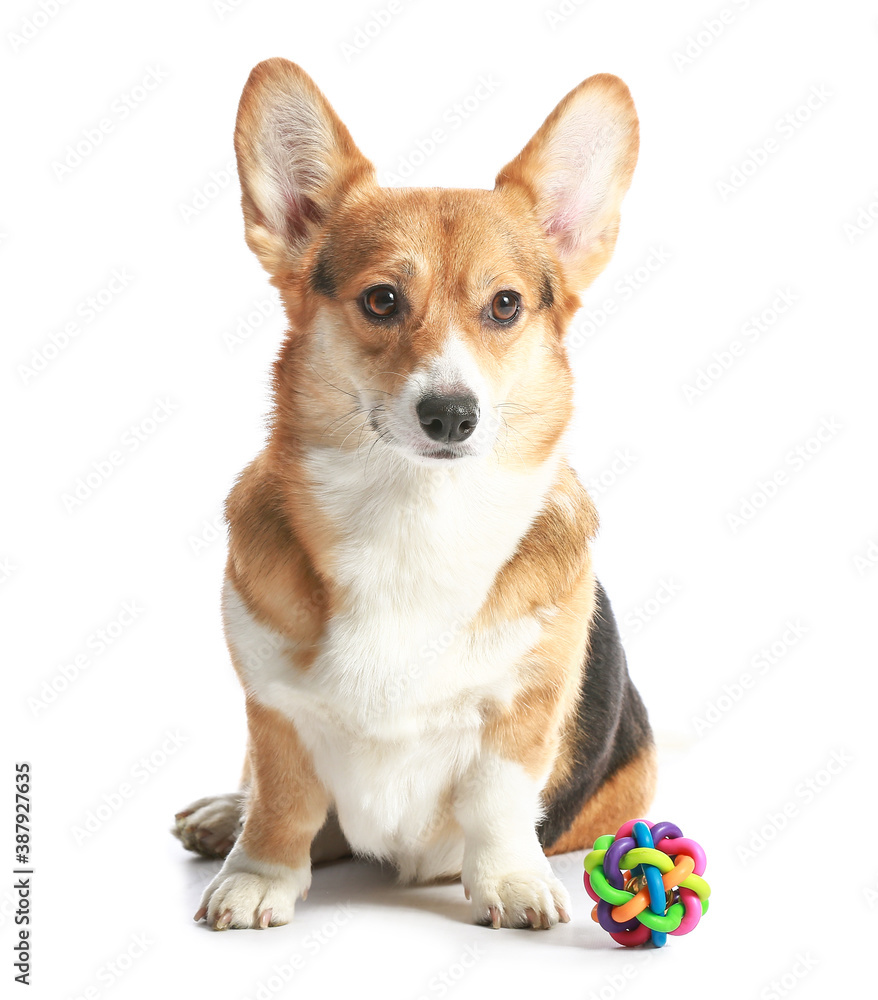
[{"left": 296, "top": 436, "right": 566, "bottom": 602}]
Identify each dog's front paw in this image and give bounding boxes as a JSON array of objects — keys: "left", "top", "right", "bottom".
[
  {"left": 466, "top": 867, "right": 572, "bottom": 929},
  {"left": 195, "top": 847, "right": 311, "bottom": 930},
  {"left": 174, "top": 792, "right": 244, "bottom": 858}
]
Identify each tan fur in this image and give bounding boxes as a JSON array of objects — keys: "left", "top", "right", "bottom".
[{"left": 236, "top": 697, "right": 329, "bottom": 867}]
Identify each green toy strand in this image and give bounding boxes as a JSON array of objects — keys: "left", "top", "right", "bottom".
[
  {"left": 583, "top": 850, "right": 607, "bottom": 875},
  {"left": 587, "top": 866, "right": 634, "bottom": 906}
]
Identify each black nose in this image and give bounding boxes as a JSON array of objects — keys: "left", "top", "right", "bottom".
[{"left": 417, "top": 394, "right": 479, "bottom": 443}]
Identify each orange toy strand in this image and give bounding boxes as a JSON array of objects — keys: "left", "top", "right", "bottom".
[{"left": 611, "top": 854, "right": 695, "bottom": 923}]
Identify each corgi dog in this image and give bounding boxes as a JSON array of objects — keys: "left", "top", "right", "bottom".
[{"left": 174, "top": 58, "right": 655, "bottom": 931}]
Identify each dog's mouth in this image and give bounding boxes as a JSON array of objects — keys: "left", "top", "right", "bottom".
[
  {"left": 417, "top": 444, "right": 466, "bottom": 461},
  {"left": 368, "top": 411, "right": 474, "bottom": 463}
]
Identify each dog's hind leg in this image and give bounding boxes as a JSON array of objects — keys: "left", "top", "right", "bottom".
[
  {"left": 173, "top": 748, "right": 352, "bottom": 864},
  {"left": 173, "top": 791, "right": 246, "bottom": 858},
  {"left": 173, "top": 753, "right": 251, "bottom": 858}
]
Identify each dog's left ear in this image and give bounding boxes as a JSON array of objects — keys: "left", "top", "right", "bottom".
[
  {"left": 495, "top": 74, "right": 639, "bottom": 290},
  {"left": 234, "top": 58, "right": 375, "bottom": 275}
]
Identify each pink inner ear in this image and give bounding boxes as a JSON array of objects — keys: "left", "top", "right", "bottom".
[
  {"left": 545, "top": 199, "right": 584, "bottom": 246},
  {"left": 265, "top": 139, "right": 328, "bottom": 242},
  {"left": 544, "top": 183, "right": 593, "bottom": 254},
  {"left": 539, "top": 110, "right": 619, "bottom": 255},
  {"left": 256, "top": 94, "right": 334, "bottom": 242},
  {"left": 280, "top": 185, "right": 322, "bottom": 242}
]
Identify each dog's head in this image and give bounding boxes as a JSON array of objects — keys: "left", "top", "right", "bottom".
[{"left": 235, "top": 59, "right": 638, "bottom": 469}]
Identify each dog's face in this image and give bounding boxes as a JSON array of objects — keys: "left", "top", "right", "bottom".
[{"left": 234, "top": 61, "right": 638, "bottom": 469}]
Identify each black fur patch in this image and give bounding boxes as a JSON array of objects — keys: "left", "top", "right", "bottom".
[
  {"left": 310, "top": 250, "right": 336, "bottom": 298},
  {"left": 539, "top": 272, "right": 554, "bottom": 310},
  {"left": 537, "top": 581, "right": 653, "bottom": 850}
]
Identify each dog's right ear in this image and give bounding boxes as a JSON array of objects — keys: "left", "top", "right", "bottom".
[{"left": 234, "top": 59, "right": 375, "bottom": 275}]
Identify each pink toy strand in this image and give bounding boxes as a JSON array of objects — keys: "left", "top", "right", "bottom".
[
  {"left": 669, "top": 887, "right": 702, "bottom": 936},
  {"left": 584, "top": 874, "right": 601, "bottom": 904},
  {"left": 654, "top": 836, "right": 707, "bottom": 876},
  {"left": 614, "top": 818, "right": 650, "bottom": 840},
  {"left": 610, "top": 922, "right": 651, "bottom": 947}
]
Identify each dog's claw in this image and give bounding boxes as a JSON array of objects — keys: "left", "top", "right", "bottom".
[
  {"left": 215, "top": 909, "right": 233, "bottom": 930},
  {"left": 259, "top": 909, "right": 272, "bottom": 929},
  {"left": 193, "top": 906, "right": 207, "bottom": 922},
  {"left": 489, "top": 905, "right": 501, "bottom": 929},
  {"left": 464, "top": 886, "right": 470, "bottom": 900},
  {"left": 558, "top": 906, "right": 571, "bottom": 923}
]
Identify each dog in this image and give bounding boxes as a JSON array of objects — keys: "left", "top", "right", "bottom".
[{"left": 174, "top": 58, "right": 655, "bottom": 931}]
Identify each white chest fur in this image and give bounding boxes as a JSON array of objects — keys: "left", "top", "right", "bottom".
[{"left": 223, "top": 445, "right": 560, "bottom": 860}]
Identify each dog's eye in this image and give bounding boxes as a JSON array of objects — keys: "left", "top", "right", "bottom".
[
  {"left": 362, "top": 285, "right": 398, "bottom": 318},
  {"left": 491, "top": 291, "right": 520, "bottom": 323}
]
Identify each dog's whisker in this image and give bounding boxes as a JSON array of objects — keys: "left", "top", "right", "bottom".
[
  {"left": 363, "top": 434, "right": 383, "bottom": 476},
  {"left": 320, "top": 405, "right": 363, "bottom": 439},
  {"left": 496, "top": 400, "right": 537, "bottom": 417},
  {"left": 339, "top": 412, "right": 372, "bottom": 452},
  {"left": 307, "top": 361, "right": 360, "bottom": 401},
  {"left": 499, "top": 413, "right": 527, "bottom": 467}
]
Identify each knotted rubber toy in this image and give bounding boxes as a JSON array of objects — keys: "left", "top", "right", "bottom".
[{"left": 583, "top": 819, "right": 710, "bottom": 947}]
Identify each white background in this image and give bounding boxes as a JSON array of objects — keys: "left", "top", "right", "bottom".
[{"left": 4, "top": 0, "right": 877, "bottom": 997}]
